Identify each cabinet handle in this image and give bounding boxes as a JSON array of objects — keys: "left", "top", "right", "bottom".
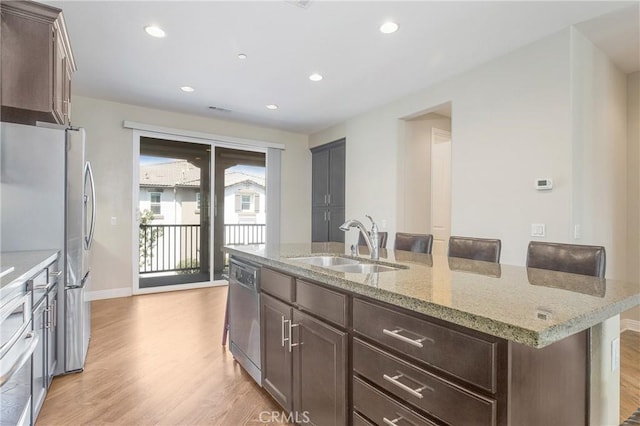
[
  {"left": 324, "top": 194, "right": 327, "bottom": 205},
  {"left": 49, "top": 270, "right": 63, "bottom": 281},
  {"left": 281, "top": 316, "right": 288, "bottom": 348},
  {"left": 288, "top": 322, "right": 301, "bottom": 352},
  {"left": 327, "top": 211, "right": 331, "bottom": 221},
  {"left": 52, "top": 299, "right": 57, "bottom": 328},
  {"left": 324, "top": 211, "right": 327, "bottom": 221},
  {"left": 383, "top": 416, "right": 414, "bottom": 426},
  {"left": 383, "top": 373, "right": 433, "bottom": 399},
  {"left": 45, "top": 307, "right": 51, "bottom": 329},
  {"left": 382, "top": 328, "right": 433, "bottom": 348},
  {"left": 327, "top": 193, "right": 331, "bottom": 204}
]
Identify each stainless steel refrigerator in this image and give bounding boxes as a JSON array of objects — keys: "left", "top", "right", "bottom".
[{"left": 0, "top": 121, "right": 96, "bottom": 374}]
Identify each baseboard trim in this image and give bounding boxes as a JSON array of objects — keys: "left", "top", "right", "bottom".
[
  {"left": 88, "top": 288, "right": 133, "bottom": 301},
  {"left": 621, "top": 319, "right": 640, "bottom": 333}
]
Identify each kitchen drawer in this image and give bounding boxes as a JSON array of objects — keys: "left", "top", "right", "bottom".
[
  {"left": 296, "top": 279, "right": 347, "bottom": 327},
  {"left": 261, "top": 268, "right": 295, "bottom": 303},
  {"left": 353, "top": 298, "right": 497, "bottom": 392},
  {"left": 353, "top": 338, "right": 497, "bottom": 426},
  {"left": 353, "top": 377, "right": 438, "bottom": 426},
  {"left": 353, "top": 412, "right": 375, "bottom": 426}
]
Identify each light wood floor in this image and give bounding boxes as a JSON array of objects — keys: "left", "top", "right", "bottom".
[
  {"left": 621, "top": 330, "right": 640, "bottom": 423},
  {"left": 37, "top": 287, "right": 288, "bottom": 425},
  {"left": 37, "top": 287, "right": 639, "bottom": 425}
]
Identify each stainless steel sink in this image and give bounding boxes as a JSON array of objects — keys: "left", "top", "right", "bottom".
[
  {"left": 329, "top": 263, "right": 399, "bottom": 273},
  {"left": 292, "top": 256, "right": 359, "bottom": 267}
]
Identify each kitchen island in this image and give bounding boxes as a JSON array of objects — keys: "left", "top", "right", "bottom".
[{"left": 224, "top": 242, "right": 639, "bottom": 426}]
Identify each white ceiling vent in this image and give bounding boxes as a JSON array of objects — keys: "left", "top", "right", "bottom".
[
  {"left": 286, "top": 0, "right": 312, "bottom": 9},
  {"left": 208, "top": 106, "right": 232, "bottom": 113}
]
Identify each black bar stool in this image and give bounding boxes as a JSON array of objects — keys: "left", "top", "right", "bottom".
[
  {"left": 526, "top": 241, "right": 606, "bottom": 277},
  {"left": 394, "top": 232, "right": 433, "bottom": 254},
  {"left": 448, "top": 236, "right": 502, "bottom": 263}
]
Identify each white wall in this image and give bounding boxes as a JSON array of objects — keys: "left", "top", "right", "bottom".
[
  {"left": 310, "top": 28, "right": 630, "bottom": 279},
  {"left": 623, "top": 71, "right": 640, "bottom": 326},
  {"left": 72, "top": 95, "right": 310, "bottom": 299},
  {"left": 397, "top": 114, "right": 451, "bottom": 236},
  {"left": 311, "top": 29, "right": 574, "bottom": 266},
  {"left": 570, "top": 28, "right": 628, "bottom": 280}
]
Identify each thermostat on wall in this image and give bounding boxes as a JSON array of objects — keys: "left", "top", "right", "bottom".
[{"left": 535, "top": 178, "right": 553, "bottom": 190}]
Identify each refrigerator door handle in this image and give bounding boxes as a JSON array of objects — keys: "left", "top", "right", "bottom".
[{"left": 84, "top": 161, "right": 96, "bottom": 250}]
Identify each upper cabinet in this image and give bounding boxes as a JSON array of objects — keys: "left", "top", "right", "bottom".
[
  {"left": 1, "top": 0, "right": 76, "bottom": 126},
  {"left": 311, "top": 139, "right": 346, "bottom": 242}
]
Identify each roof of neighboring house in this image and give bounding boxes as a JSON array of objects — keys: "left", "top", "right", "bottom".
[{"left": 140, "top": 160, "right": 264, "bottom": 189}]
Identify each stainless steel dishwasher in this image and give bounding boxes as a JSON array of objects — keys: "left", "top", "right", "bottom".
[{"left": 228, "top": 257, "right": 261, "bottom": 385}]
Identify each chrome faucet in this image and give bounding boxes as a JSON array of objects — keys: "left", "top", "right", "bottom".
[{"left": 340, "top": 215, "right": 379, "bottom": 260}]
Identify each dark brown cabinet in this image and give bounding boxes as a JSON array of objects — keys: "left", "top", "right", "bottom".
[
  {"left": 1, "top": 0, "right": 76, "bottom": 125},
  {"left": 292, "top": 309, "right": 347, "bottom": 426},
  {"left": 311, "top": 139, "right": 345, "bottom": 243},
  {"left": 261, "top": 269, "right": 348, "bottom": 426},
  {"left": 236, "top": 254, "right": 590, "bottom": 426},
  {"left": 261, "top": 293, "right": 293, "bottom": 411}
]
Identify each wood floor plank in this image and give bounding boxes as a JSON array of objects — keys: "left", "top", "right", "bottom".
[
  {"left": 36, "top": 287, "right": 639, "bottom": 425},
  {"left": 36, "top": 287, "right": 289, "bottom": 425},
  {"left": 621, "top": 330, "right": 640, "bottom": 423}
]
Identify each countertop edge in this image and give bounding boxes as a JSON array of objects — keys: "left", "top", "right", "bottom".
[
  {"left": 1, "top": 250, "right": 59, "bottom": 296},
  {"left": 224, "top": 246, "right": 638, "bottom": 349}
]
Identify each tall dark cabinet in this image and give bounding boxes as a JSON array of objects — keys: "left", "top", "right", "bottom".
[{"left": 311, "top": 139, "right": 345, "bottom": 242}]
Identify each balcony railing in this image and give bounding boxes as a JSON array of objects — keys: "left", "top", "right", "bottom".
[
  {"left": 139, "top": 223, "right": 266, "bottom": 274},
  {"left": 224, "top": 224, "right": 266, "bottom": 245}
]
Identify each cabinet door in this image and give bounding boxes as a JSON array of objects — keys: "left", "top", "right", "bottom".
[
  {"left": 312, "top": 149, "right": 330, "bottom": 207},
  {"left": 312, "top": 208, "right": 329, "bottom": 242},
  {"left": 328, "top": 208, "right": 345, "bottom": 243},
  {"left": 261, "top": 293, "right": 293, "bottom": 411},
  {"left": 46, "top": 287, "right": 58, "bottom": 387},
  {"left": 32, "top": 301, "right": 47, "bottom": 419},
  {"left": 292, "top": 309, "right": 347, "bottom": 426},
  {"left": 328, "top": 143, "right": 345, "bottom": 207}
]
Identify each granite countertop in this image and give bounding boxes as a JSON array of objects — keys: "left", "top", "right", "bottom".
[
  {"left": 223, "top": 242, "right": 640, "bottom": 348},
  {"left": 1, "top": 250, "right": 59, "bottom": 297}
]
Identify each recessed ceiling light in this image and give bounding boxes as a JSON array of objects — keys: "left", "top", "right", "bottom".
[
  {"left": 238, "top": 53, "right": 247, "bottom": 60},
  {"left": 379, "top": 21, "right": 399, "bottom": 34},
  {"left": 309, "top": 73, "right": 323, "bottom": 82},
  {"left": 180, "top": 86, "right": 195, "bottom": 92},
  {"left": 266, "top": 104, "right": 278, "bottom": 110},
  {"left": 144, "top": 25, "right": 166, "bottom": 38}
]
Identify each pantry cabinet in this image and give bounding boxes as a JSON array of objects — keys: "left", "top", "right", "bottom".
[
  {"left": 311, "top": 139, "right": 346, "bottom": 243},
  {"left": 1, "top": 0, "right": 76, "bottom": 125}
]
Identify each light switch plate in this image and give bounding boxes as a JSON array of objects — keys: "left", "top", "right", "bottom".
[{"left": 531, "top": 223, "right": 545, "bottom": 237}]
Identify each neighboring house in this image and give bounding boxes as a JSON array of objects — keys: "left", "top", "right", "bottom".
[
  {"left": 139, "top": 159, "right": 201, "bottom": 224},
  {"left": 224, "top": 171, "right": 266, "bottom": 225},
  {"left": 139, "top": 160, "right": 266, "bottom": 225}
]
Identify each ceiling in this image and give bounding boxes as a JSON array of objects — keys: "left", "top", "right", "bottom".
[{"left": 47, "top": 1, "right": 639, "bottom": 135}]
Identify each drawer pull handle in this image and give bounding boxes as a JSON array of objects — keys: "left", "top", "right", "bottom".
[
  {"left": 288, "top": 322, "right": 301, "bottom": 352},
  {"left": 383, "top": 373, "right": 433, "bottom": 399},
  {"left": 383, "top": 416, "right": 405, "bottom": 426},
  {"left": 281, "top": 316, "right": 288, "bottom": 348},
  {"left": 382, "top": 328, "right": 433, "bottom": 348}
]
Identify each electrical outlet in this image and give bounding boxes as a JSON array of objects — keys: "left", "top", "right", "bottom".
[
  {"left": 111, "top": 216, "right": 118, "bottom": 226},
  {"left": 611, "top": 337, "right": 620, "bottom": 372},
  {"left": 531, "top": 223, "right": 545, "bottom": 237},
  {"left": 574, "top": 224, "right": 581, "bottom": 239},
  {"left": 380, "top": 219, "right": 387, "bottom": 229}
]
